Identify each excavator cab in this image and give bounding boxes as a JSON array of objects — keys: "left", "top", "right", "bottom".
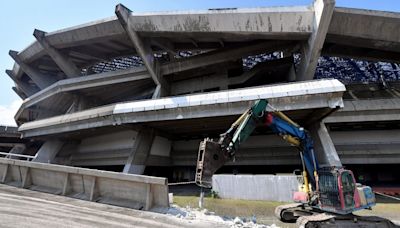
[{"left": 317, "top": 167, "right": 375, "bottom": 214}]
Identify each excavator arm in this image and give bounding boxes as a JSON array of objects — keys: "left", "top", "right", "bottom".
[{"left": 195, "top": 99, "right": 318, "bottom": 189}]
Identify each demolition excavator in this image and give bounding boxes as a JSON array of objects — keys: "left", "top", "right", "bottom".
[{"left": 195, "top": 99, "right": 397, "bottom": 227}]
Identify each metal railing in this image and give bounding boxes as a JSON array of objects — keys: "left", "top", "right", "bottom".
[{"left": 0, "top": 152, "right": 36, "bottom": 161}]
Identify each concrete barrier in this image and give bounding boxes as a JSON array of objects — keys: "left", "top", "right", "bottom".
[
  {"left": 0, "top": 158, "right": 169, "bottom": 210},
  {"left": 212, "top": 174, "right": 299, "bottom": 202}
]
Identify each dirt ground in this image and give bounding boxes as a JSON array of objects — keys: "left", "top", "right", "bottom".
[
  {"left": 173, "top": 195, "right": 400, "bottom": 227},
  {"left": 170, "top": 184, "right": 400, "bottom": 227}
]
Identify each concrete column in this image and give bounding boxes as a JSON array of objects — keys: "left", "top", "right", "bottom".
[
  {"left": 297, "top": 0, "right": 335, "bottom": 81},
  {"left": 115, "top": 4, "right": 169, "bottom": 98},
  {"left": 152, "top": 85, "right": 162, "bottom": 99},
  {"left": 8, "top": 145, "right": 26, "bottom": 159},
  {"left": 123, "top": 129, "right": 155, "bottom": 174},
  {"left": 66, "top": 94, "right": 93, "bottom": 113},
  {"left": 286, "top": 64, "right": 297, "bottom": 82},
  {"left": 12, "top": 87, "right": 27, "bottom": 99},
  {"left": 6, "top": 69, "right": 38, "bottom": 96},
  {"left": 309, "top": 121, "right": 342, "bottom": 168},
  {"left": 9, "top": 50, "right": 56, "bottom": 89},
  {"left": 33, "top": 140, "right": 65, "bottom": 163},
  {"left": 33, "top": 29, "right": 81, "bottom": 78}
]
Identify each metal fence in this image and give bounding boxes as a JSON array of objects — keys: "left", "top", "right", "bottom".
[
  {"left": 0, "top": 152, "right": 36, "bottom": 161},
  {"left": 212, "top": 174, "right": 299, "bottom": 202}
]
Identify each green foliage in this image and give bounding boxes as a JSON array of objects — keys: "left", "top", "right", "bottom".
[{"left": 210, "top": 190, "right": 219, "bottom": 199}]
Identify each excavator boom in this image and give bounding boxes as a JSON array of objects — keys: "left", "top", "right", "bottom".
[
  {"left": 196, "top": 100, "right": 267, "bottom": 188},
  {"left": 196, "top": 99, "right": 318, "bottom": 189}
]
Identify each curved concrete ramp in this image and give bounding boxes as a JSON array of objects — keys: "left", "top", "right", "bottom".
[{"left": 0, "top": 184, "right": 227, "bottom": 228}]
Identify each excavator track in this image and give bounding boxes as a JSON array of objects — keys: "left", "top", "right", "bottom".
[
  {"left": 275, "top": 203, "right": 304, "bottom": 222},
  {"left": 297, "top": 213, "right": 398, "bottom": 228},
  {"left": 276, "top": 204, "right": 399, "bottom": 228}
]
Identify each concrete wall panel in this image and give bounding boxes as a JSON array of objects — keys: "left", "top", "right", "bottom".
[
  {"left": 0, "top": 158, "right": 169, "bottom": 210},
  {"left": 78, "top": 130, "right": 137, "bottom": 153}
]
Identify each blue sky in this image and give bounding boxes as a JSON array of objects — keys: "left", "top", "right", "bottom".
[{"left": 0, "top": 0, "right": 399, "bottom": 125}]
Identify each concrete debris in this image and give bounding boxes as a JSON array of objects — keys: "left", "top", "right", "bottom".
[
  {"left": 156, "top": 204, "right": 279, "bottom": 228},
  {"left": 234, "top": 217, "right": 243, "bottom": 224}
]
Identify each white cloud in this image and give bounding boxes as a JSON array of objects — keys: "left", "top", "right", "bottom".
[{"left": 0, "top": 99, "right": 22, "bottom": 127}]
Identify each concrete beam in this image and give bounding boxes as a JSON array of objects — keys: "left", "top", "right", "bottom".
[
  {"left": 12, "top": 87, "right": 27, "bottom": 100},
  {"left": 9, "top": 50, "right": 56, "bottom": 89},
  {"left": 15, "top": 67, "right": 151, "bottom": 122},
  {"left": 123, "top": 128, "right": 155, "bottom": 174},
  {"left": 6, "top": 69, "right": 38, "bottom": 96},
  {"left": 161, "top": 41, "right": 297, "bottom": 75},
  {"left": 33, "top": 140, "right": 65, "bottom": 163},
  {"left": 126, "top": 7, "right": 313, "bottom": 34},
  {"left": 325, "top": 98, "right": 400, "bottom": 123},
  {"left": 328, "top": 8, "right": 400, "bottom": 48},
  {"left": 322, "top": 44, "right": 400, "bottom": 63},
  {"left": 169, "top": 58, "right": 291, "bottom": 95},
  {"left": 18, "top": 79, "right": 345, "bottom": 137},
  {"left": 115, "top": 4, "right": 169, "bottom": 97},
  {"left": 25, "top": 29, "right": 100, "bottom": 115},
  {"left": 297, "top": 0, "right": 335, "bottom": 81},
  {"left": 0, "top": 126, "right": 19, "bottom": 136},
  {"left": 309, "top": 121, "right": 342, "bottom": 167},
  {"left": 33, "top": 29, "right": 81, "bottom": 78}
]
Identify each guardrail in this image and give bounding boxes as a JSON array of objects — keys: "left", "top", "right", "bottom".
[{"left": 0, "top": 158, "right": 169, "bottom": 210}]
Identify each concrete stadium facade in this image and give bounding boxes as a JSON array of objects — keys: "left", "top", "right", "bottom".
[{"left": 5, "top": 1, "right": 400, "bottom": 184}]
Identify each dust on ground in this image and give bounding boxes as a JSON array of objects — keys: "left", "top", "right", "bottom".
[
  {"left": 154, "top": 204, "right": 278, "bottom": 228},
  {"left": 170, "top": 184, "right": 400, "bottom": 227}
]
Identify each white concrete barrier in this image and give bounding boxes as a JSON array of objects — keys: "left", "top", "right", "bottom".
[
  {"left": 0, "top": 158, "right": 169, "bottom": 210},
  {"left": 212, "top": 174, "right": 299, "bottom": 202}
]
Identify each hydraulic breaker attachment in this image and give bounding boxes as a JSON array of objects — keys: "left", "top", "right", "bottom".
[{"left": 195, "top": 138, "right": 230, "bottom": 188}]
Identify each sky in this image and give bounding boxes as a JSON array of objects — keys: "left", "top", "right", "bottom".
[{"left": 0, "top": 0, "right": 399, "bottom": 126}]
